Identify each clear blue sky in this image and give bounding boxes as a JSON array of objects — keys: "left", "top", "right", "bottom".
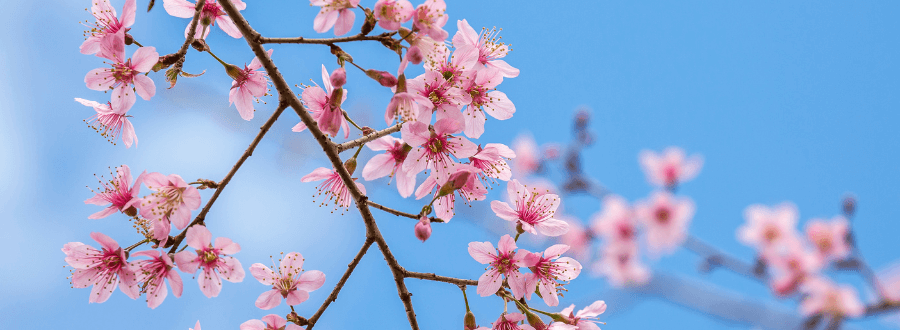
[{"left": 2, "top": 1, "right": 900, "bottom": 329}]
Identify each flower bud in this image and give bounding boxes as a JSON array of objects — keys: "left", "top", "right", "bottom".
[
  {"left": 360, "top": 8, "right": 376, "bottom": 35},
  {"left": 344, "top": 157, "right": 358, "bottom": 175},
  {"left": 366, "top": 69, "right": 398, "bottom": 87},
  {"left": 330, "top": 67, "right": 347, "bottom": 88},
  {"left": 463, "top": 311, "right": 477, "bottom": 330},
  {"left": 124, "top": 33, "right": 135, "bottom": 45},
  {"left": 329, "top": 88, "right": 344, "bottom": 111},
  {"left": 414, "top": 216, "right": 432, "bottom": 242},
  {"left": 406, "top": 46, "right": 423, "bottom": 65},
  {"left": 437, "top": 170, "right": 472, "bottom": 197},
  {"left": 526, "top": 311, "right": 548, "bottom": 330},
  {"left": 842, "top": 194, "right": 856, "bottom": 218},
  {"left": 123, "top": 206, "right": 138, "bottom": 217}
]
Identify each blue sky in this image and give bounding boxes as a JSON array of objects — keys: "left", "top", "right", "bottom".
[{"left": 2, "top": 1, "right": 900, "bottom": 329}]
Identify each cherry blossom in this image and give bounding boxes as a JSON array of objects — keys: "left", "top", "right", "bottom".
[
  {"left": 486, "top": 313, "right": 535, "bottom": 330},
  {"left": 737, "top": 202, "right": 800, "bottom": 257},
  {"left": 362, "top": 136, "right": 417, "bottom": 197},
  {"left": 63, "top": 232, "right": 139, "bottom": 303},
  {"left": 249, "top": 252, "right": 326, "bottom": 310},
  {"left": 174, "top": 225, "right": 245, "bottom": 298},
  {"left": 84, "top": 44, "right": 158, "bottom": 111},
  {"left": 401, "top": 118, "right": 478, "bottom": 182},
  {"left": 468, "top": 234, "right": 530, "bottom": 298},
  {"left": 549, "top": 300, "right": 608, "bottom": 330},
  {"left": 139, "top": 172, "right": 202, "bottom": 241},
  {"left": 412, "top": 0, "right": 448, "bottom": 41},
  {"left": 130, "top": 249, "right": 183, "bottom": 309},
  {"left": 240, "top": 314, "right": 304, "bottom": 330},
  {"left": 453, "top": 19, "right": 519, "bottom": 78},
  {"left": 292, "top": 65, "right": 350, "bottom": 138},
  {"left": 469, "top": 143, "right": 516, "bottom": 186},
  {"left": 80, "top": 0, "right": 136, "bottom": 58},
  {"left": 227, "top": 49, "right": 272, "bottom": 121},
  {"left": 634, "top": 191, "right": 694, "bottom": 256},
  {"left": 84, "top": 164, "right": 145, "bottom": 219},
  {"left": 523, "top": 244, "right": 582, "bottom": 307},
  {"left": 638, "top": 147, "right": 703, "bottom": 188},
  {"left": 424, "top": 43, "right": 477, "bottom": 86},
  {"left": 75, "top": 98, "right": 138, "bottom": 147},
  {"left": 805, "top": 216, "right": 851, "bottom": 262},
  {"left": 385, "top": 81, "right": 434, "bottom": 124},
  {"left": 559, "top": 216, "right": 592, "bottom": 263},
  {"left": 459, "top": 68, "right": 515, "bottom": 138},
  {"left": 799, "top": 278, "right": 865, "bottom": 318},
  {"left": 511, "top": 133, "right": 540, "bottom": 177},
  {"left": 593, "top": 242, "right": 650, "bottom": 287},
  {"left": 491, "top": 179, "right": 568, "bottom": 237},
  {"left": 768, "top": 241, "right": 822, "bottom": 297},
  {"left": 310, "top": 0, "right": 360, "bottom": 36},
  {"left": 163, "top": 0, "right": 245, "bottom": 39},
  {"left": 301, "top": 166, "right": 366, "bottom": 210},
  {"left": 414, "top": 164, "right": 487, "bottom": 220},
  {"left": 408, "top": 71, "right": 470, "bottom": 124},
  {"left": 374, "top": 0, "right": 414, "bottom": 31}
]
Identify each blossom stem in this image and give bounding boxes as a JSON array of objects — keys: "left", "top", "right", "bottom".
[
  {"left": 352, "top": 145, "right": 364, "bottom": 159},
  {"left": 461, "top": 286, "right": 471, "bottom": 312},
  {"left": 514, "top": 232, "right": 521, "bottom": 242},
  {"left": 366, "top": 200, "right": 445, "bottom": 223},
  {"left": 124, "top": 238, "right": 149, "bottom": 252},
  {"left": 132, "top": 40, "right": 144, "bottom": 47},
  {"left": 347, "top": 60, "right": 366, "bottom": 73},
  {"left": 342, "top": 111, "right": 364, "bottom": 131},
  {"left": 206, "top": 49, "right": 228, "bottom": 67}
]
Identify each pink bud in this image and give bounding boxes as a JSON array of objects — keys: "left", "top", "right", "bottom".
[
  {"left": 366, "top": 69, "right": 398, "bottom": 87},
  {"left": 437, "top": 170, "right": 472, "bottom": 197},
  {"left": 414, "top": 216, "right": 432, "bottom": 242},
  {"left": 330, "top": 67, "right": 347, "bottom": 88},
  {"left": 406, "top": 46, "right": 423, "bottom": 65}
]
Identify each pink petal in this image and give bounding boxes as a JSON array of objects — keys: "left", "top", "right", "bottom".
[
  {"left": 182, "top": 186, "right": 202, "bottom": 209},
  {"left": 131, "top": 47, "right": 160, "bottom": 73},
  {"left": 110, "top": 85, "right": 136, "bottom": 113},
  {"left": 90, "top": 232, "right": 119, "bottom": 251},
  {"left": 476, "top": 270, "right": 503, "bottom": 297},
  {"left": 463, "top": 106, "right": 486, "bottom": 139},
  {"left": 490, "top": 201, "right": 519, "bottom": 222},
  {"left": 255, "top": 289, "right": 283, "bottom": 310},
  {"left": 240, "top": 320, "right": 266, "bottom": 330},
  {"left": 296, "top": 270, "right": 326, "bottom": 291},
  {"left": 168, "top": 268, "right": 183, "bottom": 297},
  {"left": 215, "top": 237, "right": 240, "bottom": 255},
  {"left": 396, "top": 171, "right": 416, "bottom": 198},
  {"left": 301, "top": 167, "right": 335, "bottom": 182},
  {"left": 84, "top": 68, "right": 116, "bottom": 91},
  {"left": 333, "top": 10, "right": 355, "bottom": 36},
  {"left": 174, "top": 251, "right": 200, "bottom": 273},
  {"left": 185, "top": 225, "right": 212, "bottom": 248},
  {"left": 88, "top": 206, "right": 118, "bottom": 219},
  {"left": 218, "top": 256, "right": 245, "bottom": 282},
  {"left": 313, "top": 10, "right": 340, "bottom": 33},
  {"left": 122, "top": 119, "right": 137, "bottom": 148},
  {"left": 215, "top": 16, "right": 243, "bottom": 38},
  {"left": 536, "top": 218, "right": 570, "bottom": 237},
  {"left": 198, "top": 267, "right": 223, "bottom": 297},
  {"left": 280, "top": 252, "right": 305, "bottom": 277},
  {"left": 120, "top": 0, "right": 136, "bottom": 27},
  {"left": 230, "top": 87, "right": 255, "bottom": 121},
  {"left": 250, "top": 263, "right": 278, "bottom": 285},
  {"left": 285, "top": 289, "right": 311, "bottom": 305},
  {"left": 362, "top": 154, "right": 396, "bottom": 180},
  {"left": 467, "top": 241, "right": 497, "bottom": 264},
  {"left": 484, "top": 91, "right": 515, "bottom": 120},
  {"left": 133, "top": 75, "right": 156, "bottom": 101},
  {"left": 163, "top": 0, "right": 197, "bottom": 18},
  {"left": 497, "top": 234, "right": 517, "bottom": 254}
]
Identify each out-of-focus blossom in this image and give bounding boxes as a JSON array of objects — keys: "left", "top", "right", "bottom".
[
  {"left": 130, "top": 249, "right": 183, "bottom": 309},
  {"left": 768, "top": 241, "right": 822, "bottom": 297},
  {"left": 590, "top": 195, "right": 636, "bottom": 244},
  {"left": 412, "top": 0, "right": 448, "bottom": 41},
  {"left": 174, "top": 225, "right": 245, "bottom": 298},
  {"left": 164, "top": 0, "right": 245, "bottom": 39},
  {"left": 139, "top": 173, "right": 202, "bottom": 241},
  {"left": 511, "top": 133, "right": 540, "bottom": 177},
  {"left": 362, "top": 136, "right": 417, "bottom": 197},
  {"left": 240, "top": 314, "right": 304, "bottom": 330},
  {"left": 549, "top": 301, "right": 607, "bottom": 330},
  {"left": 227, "top": 49, "right": 272, "bottom": 121},
  {"left": 634, "top": 192, "right": 694, "bottom": 256},
  {"left": 453, "top": 19, "right": 519, "bottom": 78},
  {"left": 84, "top": 44, "right": 158, "bottom": 111},
  {"left": 523, "top": 244, "right": 582, "bottom": 306},
  {"left": 559, "top": 216, "right": 592, "bottom": 263},
  {"left": 64, "top": 232, "right": 139, "bottom": 303},
  {"left": 301, "top": 166, "right": 366, "bottom": 210},
  {"left": 638, "top": 147, "right": 703, "bottom": 188},
  {"left": 491, "top": 179, "right": 568, "bottom": 237},
  {"left": 374, "top": 0, "right": 414, "bottom": 30},
  {"left": 292, "top": 65, "right": 350, "bottom": 138},
  {"left": 190, "top": 321, "right": 201, "bottom": 330},
  {"left": 80, "top": 0, "right": 136, "bottom": 58},
  {"left": 249, "top": 252, "right": 325, "bottom": 310},
  {"left": 593, "top": 242, "right": 650, "bottom": 287},
  {"left": 468, "top": 234, "right": 530, "bottom": 298},
  {"left": 460, "top": 68, "right": 515, "bottom": 138},
  {"left": 737, "top": 203, "right": 800, "bottom": 257},
  {"left": 805, "top": 216, "right": 851, "bottom": 262},
  {"left": 401, "top": 118, "right": 477, "bottom": 181},
  {"left": 84, "top": 165, "right": 145, "bottom": 219},
  {"left": 310, "top": 0, "right": 360, "bottom": 36},
  {"left": 799, "top": 278, "right": 865, "bottom": 318}
]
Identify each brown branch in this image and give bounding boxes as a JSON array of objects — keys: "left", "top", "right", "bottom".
[
  {"left": 218, "top": 2, "right": 419, "bottom": 328},
  {"left": 307, "top": 238, "right": 374, "bottom": 329},
  {"left": 259, "top": 32, "right": 396, "bottom": 45},
  {"left": 336, "top": 123, "right": 403, "bottom": 153},
  {"left": 155, "top": 0, "right": 206, "bottom": 70},
  {"left": 404, "top": 271, "right": 478, "bottom": 286},
  {"left": 682, "top": 235, "right": 769, "bottom": 283},
  {"left": 367, "top": 200, "right": 445, "bottom": 223},
  {"left": 167, "top": 101, "right": 288, "bottom": 254},
  {"left": 865, "top": 300, "right": 900, "bottom": 316}
]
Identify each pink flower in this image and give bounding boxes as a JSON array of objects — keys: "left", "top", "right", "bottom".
[
  {"left": 190, "top": 321, "right": 201, "bottom": 330},
  {"left": 311, "top": 0, "right": 360, "bottom": 36},
  {"left": 84, "top": 164, "right": 145, "bottom": 219},
  {"left": 412, "top": 0, "right": 448, "bottom": 41},
  {"left": 768, "top": 241, "right": 822, "bottom": 297},
  {"left": 590, "top": 195, "right": 636, "bottom": 244},
  {"left": 737, "top": 203, "right": 800, "bottom": 257},
  {"left": 362, "top": 136, "right": 417, "bottom": 197},
  {"left": 634, "top": 191, "right": 694, "bottom": 256},
  {"left": 249, "top": 252, "right": 326, "bottom": 310},
  {"left": 549, "top": 301, "right": 608, "bottom": 330},
  {"left": 470, "top": 143, "right": 515, "bottom": 186},
  {"left": 408, "top": 71, "right": 471, "bottom": 124},
  {"left": 84, "top": 45, "right": 158, "bottom": 111},
  {"left": 163, "top": 0, "right": 245, "bottom": 39},
  {"left": 385, "top": 90, "right": 434, "bottom": 125},
  {"left": 374, "top": 0, "right": 414, "bottom": 30},
  {"left": 559, "top": 216, "right": 592, "bottom": 263},
  {"left": 487, "top": 313, "right": 535, "bottom": 330},
  {"left": 79, "top": 0, "right": 136, "bottom": 58},
  {"left": 453, "top": 19, "right": 520, "bottom": 78},
  {"left": 414, "top": 164, "right": 487, "bottom": 220},
  {"left": 805, "top": 216, "right": 851, "bottom": 261},
  {"left": 511, "top": 133, "right": 540, "bottom": 178},
  {"left": 401, "top": 118, "right": 478, "bottom": 182},
  {"left": 638, "top": 147, "right": 703, "bottom": 188},
  {"left": 130, "top": 249, "right": 183, "bottom": 309},
  {"left": 414, "top": 215, "right": 432, "bottom": 242},
  {"left": 301, "top": 167, "right": 366, "bottom": 210},
  {"left": 523, "top": 244, "right": 582, "bottom": 307},
  {"left": 593, "top": 242, "right": 650, "bottom": 287},
  {"left": 174, "top": 225, "right": 245, "bottom": 298},
  {"left": 799, "top": 278, "right": 865, "bottom": 318},
  {"left": 75, "top": 98, "right": 138, "bottom": 147},
  {"left": 460, "top": 68, "right": 515, "bottom": 138},
  {"left": 240, "top": 314, "right": 304, "bottom": 330},
  {"left": 491, "top": 179, "right": 568, "bottom": 237},
  {"left": 292, "top": 65, "right": 350, "bottom": 138},
  {"left": 424, "top": 44, "right": 477, "bottom": 86},
  {"left": 139, "top": 173, "right": 202, "bottom": 241},
  {"left": 63, "top": 232, "right": 139, "bottom": 303},
  {"left": 468, "top": 234, "right": 530, "bottom": 298},
  {"left": 228, "top": 49, "right": 273, "bottom": 121}
]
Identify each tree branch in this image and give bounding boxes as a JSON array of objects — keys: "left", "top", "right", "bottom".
[
  {"left": 307, "top": 238, "right": 374, "bottom": 329},
  {"left": 404, "top": 271, "right": 478, "bottom": 286},
  {"left": 336, "top": 123, "right": 403, "bottom": 153},
  {"left": 259, "top": 32, "right": 396, "bottom": 45},
  {"left": 367, "top": 200, "right": 445, "bottom": 223},
  {"left": 681, "top": 235, "right": 769, "bottom": 283},
  {"left": 167, "top": 101, "right": 289, "bottom": 254},
  {"left": 218, "top": 2, "right": 419, "bottom": 328}
]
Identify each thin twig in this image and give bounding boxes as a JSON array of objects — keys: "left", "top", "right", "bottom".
[
  {"left": 259, "top": 32, "right": 395, "bottom": 45},
  {"left": 367, "top": 200, "right": 445, "bottom": 223},
  {"left": 307, "top": 238, "right": 374, "bottom": 329},
  {"left": 167, "top": 101, "right": 289, "bottom": 254},
  {"left": 218, "top": 2, "right": 420, "bottom": 328},
  {"left": 336, "top": 123, "right": 403, "bottom": 153},
  {"left": 404, "top": 271, "right": 478, "bottom": 286},
  {"left": 682, "top": 235, "right": 768, "bottom": 283}
]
